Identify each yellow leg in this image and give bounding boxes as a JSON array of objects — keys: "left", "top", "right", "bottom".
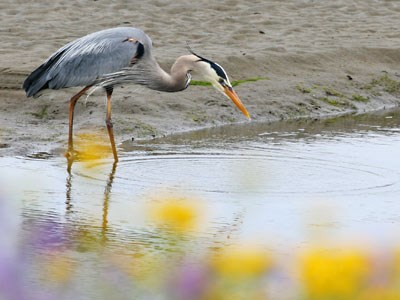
[
  {"left": 105, "top": 88, "right": 119, "bottom": 162},
  {"left": 67, "top": 86, "right": 91, "bottom": 158}
]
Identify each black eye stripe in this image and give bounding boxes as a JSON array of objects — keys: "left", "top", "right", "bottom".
[
  {"left": 209, "top": 62, "right": 227, "bottom": 80},
  {"left": 192, "top": 52, "right": 228, "bottom": 80}
]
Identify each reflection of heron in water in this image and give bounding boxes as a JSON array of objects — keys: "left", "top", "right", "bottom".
[
  {"left": 23, "top": 27, "right": 250, "bottom": 161},
  {"left": 65, "top": 161, "right": 117, "bottom": 242},
  {"left": 101, "top": 162, "right": 117, "bottom": 241}
]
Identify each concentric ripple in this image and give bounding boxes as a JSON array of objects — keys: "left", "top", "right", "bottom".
[{"left": 73, "top": 144, "right": 400, "bottom": 198}]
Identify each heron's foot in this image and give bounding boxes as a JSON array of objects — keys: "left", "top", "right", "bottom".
[{"left": 65, "top": 147, "right": 79, "bottom": 161}]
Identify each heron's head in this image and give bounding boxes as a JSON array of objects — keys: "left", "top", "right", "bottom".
[{"left": 190, "top": 50, "right": 250, "bottom": 119}]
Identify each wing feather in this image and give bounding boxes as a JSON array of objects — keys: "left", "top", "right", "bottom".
[{"left": 23, "top": 27, "right": 151, "bottom": 97}]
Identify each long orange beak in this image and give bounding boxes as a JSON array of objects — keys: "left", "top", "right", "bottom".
[{"left": 223, "top": 86, "right": 251, "bottom": 119}]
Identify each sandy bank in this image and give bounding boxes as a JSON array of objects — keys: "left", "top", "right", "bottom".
[{"left": 1, "top": 0, "right": 400, "bottom": 156}]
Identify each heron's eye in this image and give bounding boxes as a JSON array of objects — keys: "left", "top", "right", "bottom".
[
  {"left": 219, "top": 78, "right": 226, "bottom": 86},
  {"left": 184, "top": 73, "right": 192, "bottom": 89}
]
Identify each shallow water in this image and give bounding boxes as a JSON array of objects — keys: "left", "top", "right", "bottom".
[
  {"left": 123, "top": 111, "right": 400, "bottom": 245},
  {"left": 1, "top": 110, "right": 400, "bottom": 296}
]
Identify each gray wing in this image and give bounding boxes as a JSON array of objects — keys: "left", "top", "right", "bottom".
[{"left": 23, "top": 27, "right": 152, "bottom": 97}]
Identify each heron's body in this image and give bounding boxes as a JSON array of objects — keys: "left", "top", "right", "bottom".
[
  {"left": 24, "top": 27, "right": 153, "bottom": 96},
  {"left": 23, "top": 27, "right": 250, "bottom": 161}
]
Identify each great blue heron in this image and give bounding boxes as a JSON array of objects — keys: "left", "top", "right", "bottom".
[{"left": 23, "top": 27, "right": 250, "bottom": 161}]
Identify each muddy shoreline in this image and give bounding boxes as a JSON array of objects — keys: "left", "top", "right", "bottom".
[
  {"left": 1, "top": 49, "right": 400, "bottom": 157},
  {"left": 1, "top": 1, "right": 400, "bottom": 157}
]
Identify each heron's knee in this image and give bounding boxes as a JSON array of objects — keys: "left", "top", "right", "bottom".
[{"left": 106, "top": 119, "right": 113, "bottom": 128}]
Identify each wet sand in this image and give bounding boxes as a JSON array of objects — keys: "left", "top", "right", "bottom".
[{"left": 1, "top": 0, "right": 400, "bottom": 156}]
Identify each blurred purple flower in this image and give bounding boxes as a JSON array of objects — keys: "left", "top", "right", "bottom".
[
  {"left": 170, "top": 262, "right": 209, "bottom": 300},
  {"left": 0, "top": 196, "right": 63, "bottom": 300},
  {"left": 17, "top": 212, "right": 71, "bottom": 254}
]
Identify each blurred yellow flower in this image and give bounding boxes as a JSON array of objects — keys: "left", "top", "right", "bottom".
[
  {"left": 300, "top": 247, "right": 370, "bottom": 299},
  {"left": 111, "top": 250, "right": 165, "bottom": 287},
  {"left": 358, "top": 287, "right": 400, "bottom": 300},
  {"left": 210, "top": 245, "right": 272, "bottom": 280},
  {"left": 41, "top": 253, "right": 75, "bottom": 284},
  {"left": 148, "top": 197, "right": 201, "bottom": 232},
  {"left": 394, "top": 248, "right": 400, "bottom": 280}
]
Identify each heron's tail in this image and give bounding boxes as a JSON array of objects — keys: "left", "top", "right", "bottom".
[
  {"left": 23, "top": 64, "right": 50, "bottom": 97},
  {"left": 23, "top": 50, "right": 66, "bottom": 98}
]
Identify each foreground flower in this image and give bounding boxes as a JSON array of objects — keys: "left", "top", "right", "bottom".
[
  {"left": 41, "top": 253, "right": 76, "bottom": 284},
  {"left": 394, "top": 248, "right": 400, "bottom": 282},
  {"left": 210, "top": 245, "right": 272, "bottom": 280},
  {"left": 357, "top": 287, "right": 400, "bottom": 300},
  {"left": 300, "top": 246, "right": 370, "bottom": 299},
  {"left": 111, "top": 250, "right": 166, "bottom": 287},
  {"left": 148, "top": 197, "right": 201, "bottom": 233},
  {"left": 198, "top": 245, "right": 272, "bottom": 300}
]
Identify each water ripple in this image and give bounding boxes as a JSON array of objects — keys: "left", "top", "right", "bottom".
[{"left": 71, "top": 145, "right": 400, "bottom": 197}]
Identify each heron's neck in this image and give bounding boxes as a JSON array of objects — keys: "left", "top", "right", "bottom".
[{"left": 153, "top": 55, "right": 198, "bottom": 92}]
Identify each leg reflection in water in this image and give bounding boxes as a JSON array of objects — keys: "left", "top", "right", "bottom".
[{"left": 65, "top": 157, "right": 118, "bottom": 241}]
